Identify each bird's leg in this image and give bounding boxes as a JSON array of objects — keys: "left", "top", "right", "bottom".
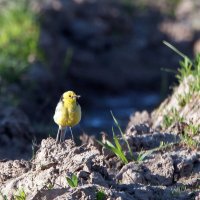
[
  {"left": 59, "top": 128, "right": 63, "bottom": 143},
  {"left": 69, "top": 127, "right": 74, "bottom": 142},
  {"left": 60, "top": 127, "right": 66, "bottom": 143},
  {"left": 56, "top": 127, "right": 61, "bottom": 144}
]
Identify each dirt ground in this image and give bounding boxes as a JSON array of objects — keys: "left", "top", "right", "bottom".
[
  {"left": 0, "top": 76, "right": 200, "bottom": 200},
  {"left": 0, "top": 0, "right": 200, "bottom": 199}
]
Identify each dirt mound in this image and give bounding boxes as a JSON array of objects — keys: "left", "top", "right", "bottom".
[
  {"left": 1, "top": 73, "right": 200, "bottom": 199},
  {"left": 0, "top": 107, "right": 33, "bottom": 160},
  {"left": 152, "top": 75, "right": 200, "bottom": 129},
  {"left": 0, "top": 131, "right": 199, "bottom": 200}
]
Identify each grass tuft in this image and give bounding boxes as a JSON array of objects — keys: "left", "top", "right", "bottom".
[
  {"left": 96, "top": 189, "right": 106, "bottom": 200},
  {"left": 162, "top": 108, "right": 184, "bottom": 129},
  {"left": 98, "top": 130, "right": 128, "bottom": 164},
  {"left": 110, "top": 111, "right": 134, "bottom": 159},
  {"left": 163, "top": 41, "right": 200, "bottom": 93},
  {"left": 14, "top": 188, "right": 26, "bottom": 200},
  {"left": 98, "top": 112, "right": 163, "bottom": 164},
  {"left": 66, "top": 173, "right": 78, "bottom": 188},
  {"left": 0, "top": 0, "right": 41, "bottom": 84}
]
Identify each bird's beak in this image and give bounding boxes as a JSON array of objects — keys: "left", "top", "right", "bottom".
[{"left": 73, "top": 95, "right": 81, "bottom": 99}]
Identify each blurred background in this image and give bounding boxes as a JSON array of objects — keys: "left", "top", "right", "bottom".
[{"left": 0, "top": 0, "right": 200, "bottom": 159}]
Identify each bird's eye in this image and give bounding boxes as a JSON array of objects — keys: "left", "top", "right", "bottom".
[{"left": 69, "top": 95, "right": 71, "bottom": 97}]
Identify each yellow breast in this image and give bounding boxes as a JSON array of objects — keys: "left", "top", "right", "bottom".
[{"left": 53, "top": 101, "right": 81, "bottom": 127}]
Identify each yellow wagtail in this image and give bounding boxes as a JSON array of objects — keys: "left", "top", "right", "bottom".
[{"left": 53, "top": 91, "right": 81, "bottom": 143}]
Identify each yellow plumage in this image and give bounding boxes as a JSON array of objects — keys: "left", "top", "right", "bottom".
[{"left": 53, "top": 91, "right": 81, "bottom": 143}]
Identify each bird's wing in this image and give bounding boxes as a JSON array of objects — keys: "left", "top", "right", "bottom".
[
  {"left": 54, "top": 102, "right": 69, "bottom": 123},
  {"left": 55, "top": 101, "right": 63, "bottom": 112}
]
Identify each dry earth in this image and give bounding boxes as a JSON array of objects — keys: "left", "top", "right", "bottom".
[
  {"left": 0, "top": 77, "right": 200, "bottom": 199},
  {"left": 0, "top": 133, "right": 199, "bottom": 199}
]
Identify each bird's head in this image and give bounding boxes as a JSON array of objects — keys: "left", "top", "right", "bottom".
[{"left": 62, "top": 91, "right": 80, "bottom": 104}]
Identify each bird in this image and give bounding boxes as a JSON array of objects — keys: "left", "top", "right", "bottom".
[{"left": 53, "top": 91, "right": 81, "bottom": 143}]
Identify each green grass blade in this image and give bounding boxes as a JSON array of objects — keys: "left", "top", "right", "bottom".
[
  {"left": 97, "top": 139, "right": 119, "bottom": 156},
  {"left": 66, "top": 177, "right": 75, "bottom": 188},
  {"left": 160, "top": 67, "right": 177, "bottom": 74},
  {"left": 163, "top": 41, "right": 192, "bottom": 64},
  {"left": 14, "top": 189, "right": 26, "bottom": 200},
  {"left": 72, "top": 174, "right": 78, "bottom": 187},
  {"left": 113, "top": 134, "right": 128, "bottom": 164},
  {"left": 137, "top": 149, "right": 153, "bottom": 162},
  {"left": 96, "top": 190, "right": 106, "bottom": 200},
  {"left": 96, "top": 139, "right": 105, "bottom": 146},
  {"left": 97, "top": 136, "right": 128, "bottom": 164},
  {"left": 96, "top": 139, "right": 116, "bottom": 150},
  {"left": 105, "top": 140, "right": 116, "bottom": 149},
  {"left": 110, "top": 111, "right": 134, "bottom": 159},
  {"left": 117, "top": 151, "right": 128, "bottom": 164},
  {"left": 110, "top": 111, "right": 123, "bottom": 134},
  {"left": 112, "top": 127, "right": 122, "bottom": 151}
]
